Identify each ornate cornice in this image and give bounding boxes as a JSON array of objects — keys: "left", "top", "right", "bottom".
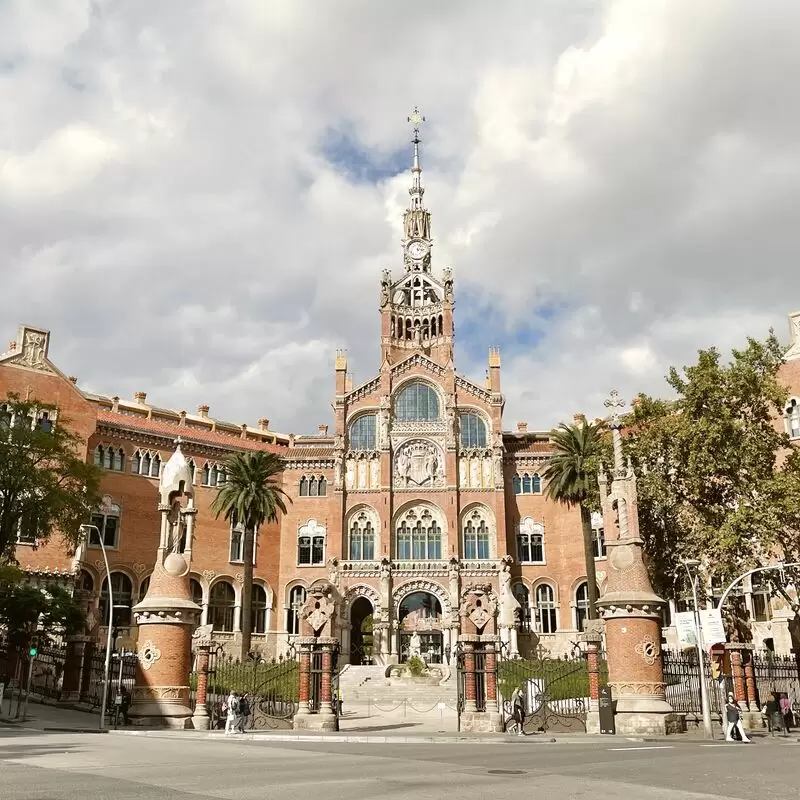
[
  {"left": 96, "top": 422, "right": 242, "bottom": 459},
  {"left": 454, "top": 375, "right": 490, "bottom": 403}
]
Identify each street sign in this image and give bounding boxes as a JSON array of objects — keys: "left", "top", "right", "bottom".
[
  {"left": 700, "top": 609, "right": 727, "bottom": 646},
  {"left": 674, "top": 611, "right": 697, "bottom": 647},
  {"left": 598, "top": 686, "right": 615, "bottom": 735}
]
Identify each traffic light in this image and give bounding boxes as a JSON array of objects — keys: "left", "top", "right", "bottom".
[
  {"left": 709, "top": 645, "right": 729, "bottom": 681},
  {"left": 710, "top": 653, "right": 723, "bottom": 680}
]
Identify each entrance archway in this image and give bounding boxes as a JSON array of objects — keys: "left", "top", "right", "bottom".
[
  {"left": 398, "top": 591, "right": 444, "bottom": 663},
  {"left": 349, "top": 596, "right": 374, "bottom": 665}
]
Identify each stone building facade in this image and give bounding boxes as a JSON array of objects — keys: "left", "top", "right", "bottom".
[{"left": 3, "top": 121, "right": 800, "bottom": 662}]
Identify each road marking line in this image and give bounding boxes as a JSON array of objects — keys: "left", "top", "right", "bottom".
[{"left": 608, "top": 746, "right": 674, "bottom": 751}]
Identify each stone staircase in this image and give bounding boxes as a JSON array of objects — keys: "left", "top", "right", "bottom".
[{"left": 336, "top": 664, "right": 459, "bottom": 731}]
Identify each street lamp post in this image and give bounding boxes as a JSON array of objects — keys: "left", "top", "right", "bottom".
[
  {"left": 682, "top": 559, "right": 714, "bottom": 739},
  {"left": 79, "top": 523, "right": 114, "bottom": 731},
  {"left": 716, "top": 562, "right": 800, "bottom": 612}
]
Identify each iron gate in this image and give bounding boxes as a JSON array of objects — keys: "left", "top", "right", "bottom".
[
  {"left": 494, "top": 643, "right": 599, "bottom": 733},
  {"left": 199, "top": 644, "right": 300, "bottom": 730}
]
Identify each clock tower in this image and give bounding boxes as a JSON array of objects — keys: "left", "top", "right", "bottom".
[{"left": 380, "top": 109, "right": 455, "bottom": 367}]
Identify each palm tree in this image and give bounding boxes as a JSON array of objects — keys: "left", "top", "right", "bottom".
[
  {"left": 211, "top": 451, "right": 289, "bottom": 660},
  {"left": 541, "top": 420, "right": 606, "bottom": 624}
]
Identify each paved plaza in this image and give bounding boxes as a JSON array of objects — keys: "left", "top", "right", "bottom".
[{"left": 2, "top": 706, "right": 799, "bottom": 800}]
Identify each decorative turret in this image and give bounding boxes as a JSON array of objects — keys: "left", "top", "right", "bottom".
[
  {"left": 380, "top": 108, "right": 455, "bottom": 367},
  {"left": 129, "top": 438, "right": 201, "bottom": 728}
]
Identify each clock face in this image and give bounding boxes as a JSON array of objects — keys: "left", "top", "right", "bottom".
[{"left": 407, "top": 240, "right": 428, "bottom": 260}]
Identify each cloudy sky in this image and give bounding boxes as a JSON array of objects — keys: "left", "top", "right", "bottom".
[{"left": 2, "top": 0, "right": 799, "bottom": 434}]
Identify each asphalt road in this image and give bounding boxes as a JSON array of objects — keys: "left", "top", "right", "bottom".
[{"left": 1, "top": 727, "right": 798, "bottom": 800}]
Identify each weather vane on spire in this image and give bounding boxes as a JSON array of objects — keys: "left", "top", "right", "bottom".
[{"left": 408, "top": 106, "right": 425, "bottom": 137}]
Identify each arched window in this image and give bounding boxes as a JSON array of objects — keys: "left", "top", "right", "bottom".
[
  {"left": 516, "top": 518, "right": 544, "bottom": 563},
  {"left": 394, "top": 382, "right": 439, "bottom": 422},
  {"left": 286, "top": 585, "right": 307, "bottom": 634},
  {"left": 786, "top": 399, "right": 800, "bottom": 439},
  {"left": 463, "top": 508, "right": 490, "bottom": 560},
  {"left": 299, "top": 476, "right": 309, "bottom": 496},
  {"left": 516, "top": 473, "right": 542, "bottom": 494},
  {"left": 104, "top": 447, "right": 113, "bottom": 470},
  {"left": 348, "top": 510, "right": 376, "bottom": 561},
  {"left": 252, "top": 584, "right": 268, "bottom": 634},
  {"left": 297, "top": 520, "right": 326, "bottom": 566},
  {"left": 575, "top": 582, "right": 591, "bottom": 632},
  {"left": 308, "top": 476, "right": 318, "bottom": 497},
  {"left": 113, "top": 448, "right": 124, "bottom": 471},
  {"left": 94, "top": 446, "right": 104, "bottom": 466},
  {"left": 513, "top": 583, "right": 531, "bottom": 633},
  {"left": 536, "top": 584, "right": 558, "bottom": 634},
  {"left": 79, "top": 570, "right": 94, "bottom": 594},
  {"left": 349, "top": 415, "right": 377, "bottom": 451},
  {"left": 99, "top": 572, "right": 133, "bottom": 627},
  {"left": 459, "top": 412, "right": 487, "bottom": 448},
  {"left": 751, "top": 574, "right": 773, "bottom": 622},
  {"left": 150, "top": 454, "right": 161, "bottom": 478},
  {"left": 89, "top": 501, "right": 121, "bottom": 549},
  {"left": 209, "top": 581, "right": 236, "bottom": 632},
  {"left": 395, "top": 506, "right": 442, "bottom": 560},
  {"left": 189, "top": 578, "right": 203, "bottom": 608},
  {"left": 187, "top": 459, "right": 196, "bottom": 483},
  {"left": 202, "top": 463, "right": 210, "bottom": 486},
  {"left": 318, "top": 476, "right": 327, "bottom": 496},
  {"left": 132, "top": 451, "right": 142, "bottom": 474}
]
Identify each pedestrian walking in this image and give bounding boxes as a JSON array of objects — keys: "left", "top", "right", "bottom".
[
  {"left": 511, "top": 686, "right": 526, "bottom": 736},
  {"left": 725, "top": 693, "right": 751, "bottom": 743},
  {"left": 224, "top": 691, "right": 238, "bottom": 735},
  {"left": 237, "top": 693, "right": 250, "bottom": 733}
]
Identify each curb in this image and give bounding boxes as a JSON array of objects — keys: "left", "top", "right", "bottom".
[{"left": 106, "top": 729, "right": 608, "bottom": 745}]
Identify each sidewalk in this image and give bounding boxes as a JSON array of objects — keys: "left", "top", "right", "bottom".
[{"left": 0, "top": 697, "right": 104, "bottom": 733}]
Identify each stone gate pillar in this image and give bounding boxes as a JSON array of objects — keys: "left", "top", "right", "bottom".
[
  {"left": 190, "top": 627, "right": 213, "bottom": 731},
  {"left": 59, "top": 635, "right": 90, "bottom": 705},
  {"left": 597, "top": 391, "right": 681, "bottom": 736},
  {"left": 292, "top": 580, "right": 340, "bottom": 731},
  {"left": 581, "top": 630, "right": 603, "bottom": 733}
]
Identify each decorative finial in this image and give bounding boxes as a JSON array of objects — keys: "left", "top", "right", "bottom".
[
  {"left": 174, "top": 436, "right": 183, "bottom": 448},
  {"left": 407, "top": 106, "right": 425, "bottom": 136},
  {"left": 603, "top": 389, "right": 626, "bottom": 429}
]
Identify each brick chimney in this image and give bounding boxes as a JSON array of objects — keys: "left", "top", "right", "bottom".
[
  {"left": 258, "top": 417, "right": 270, "bottom": 432},
  {"left": 573, "top": 413, "right": 586, "bottom": 425},
  {"left": 240, "top": 424, "right": 248, "bottom": 439},
  {"left": 8, "top": 341, "right": 16, "bottom": 352},
  {"left": 68, "top": 376, "right": 78, "bottom": 385},
  {"left": 111, "top": 396, "right": 120, "bottom": 412},
  {"left": 179, "top": 410, "right": 187, "bottom": 426},
  {"left": 134, "top": 391, "right": 147, "bottom": 404},
  {"left": 318, "top": 424, "right": 329, "bottom": 436},
  {"left": 517, "top": 422, "right": 528, "bottom": 434},
  {"left": 197, "top": 404, "right": 209, "bottom": 418}
]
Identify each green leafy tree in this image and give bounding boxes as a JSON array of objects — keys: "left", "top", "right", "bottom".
[
  {"left": 0, "top": 394, "right": 101, "bottom": 564},
  {"left": 210, "top": 451, "right": 289, "bottom": 660},
  {"left": 0, "top": 565, "right": 85, "bottom": 652},
  {"left": 541, "top": 420, "right": 610, "bottom": 622},
  {"left": 624, "top": 333, "right": 800, "bottom": 622}
]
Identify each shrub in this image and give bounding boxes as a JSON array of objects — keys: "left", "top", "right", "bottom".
[{"left": 406, "top": 656, "right": 427, "bottom": 677}]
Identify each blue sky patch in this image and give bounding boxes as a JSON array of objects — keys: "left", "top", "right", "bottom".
[{"left": 321, "top": 127, "right": 409, "bottom": 184}]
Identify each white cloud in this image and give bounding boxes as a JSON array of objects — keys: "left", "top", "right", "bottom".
[{"left": 2, "top": 0, "right": 800, "bottom": 432}]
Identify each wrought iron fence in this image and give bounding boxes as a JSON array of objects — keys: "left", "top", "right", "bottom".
[
  {"left": 31, "top": 643, "right": 67, "bottom": 700},
  {"left": 752, "top": 651, "right": 800, "bottom": 712},
  {"left": 662, "top": 649, "right": 730, "bottom": 723},
  {"left": 474, "top": 645, "right": 486, "bottom": 713}
]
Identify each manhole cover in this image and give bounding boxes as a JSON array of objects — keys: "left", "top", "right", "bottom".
[{"left": 487, "top": 770, "right": 526, "bottom": 775}]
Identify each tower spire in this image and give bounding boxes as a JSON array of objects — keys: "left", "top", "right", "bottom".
[
  {"left": 403, "top": 107, "right": 432, "bottom": 264},
  {"left": 407, "top": 106, "right": 425, "bottom": 211}
]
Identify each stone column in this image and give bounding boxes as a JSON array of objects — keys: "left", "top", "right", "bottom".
[
  {"left": 191, "top": 644, "right": 211, "bottom": 730},
  {"left": 728, "top": 647, "right": 746, "bottom": 705},
  {"left": 484, "top": 640, "right": 498, "bottom": 711},
  {"left": 297, "top": 643, "right": 311, "bottom": 714},
  {"left": 79, "top": 641, "right": 96, "bottom": 704},
  {"left": 580, "top": 630, "right": 603, "bottom": 734},
  {"left": 59, "top": 635, "right": 90, "bottom": 705},
  {"left": 462, "top": 641, "right": 477, "bottom": 713}
]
